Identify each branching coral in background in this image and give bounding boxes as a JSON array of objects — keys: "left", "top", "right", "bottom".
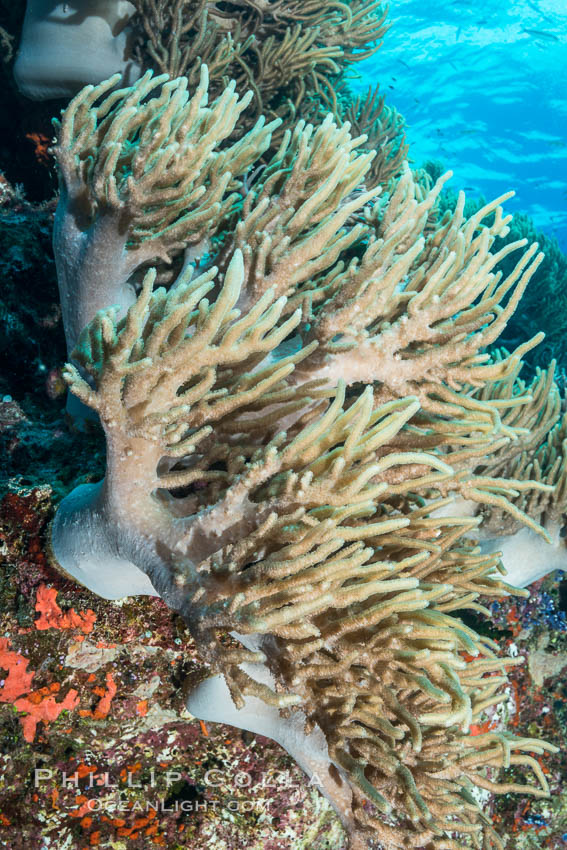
[
  {"left": 342, "top": 84, "right": 408, "bottom": 190},
  {"left": 48, "top": 70, "right": 564, "bottom": 849},
  {"left": 127, "top": 0, "right": 391, "bottom": 140},
  {"left": 127, "top": 0, "right": 250, "bottom": 85},
  {"left": 491, "top": 213, "right": 567, "bottom": 370}
]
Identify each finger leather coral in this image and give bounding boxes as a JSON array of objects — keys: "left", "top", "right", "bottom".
[
  {"left": 49, "top": 70, "right": 563, "bottom": 849},
  {"left": 51, "top": 65, "right": 277, "bottom": 357}
]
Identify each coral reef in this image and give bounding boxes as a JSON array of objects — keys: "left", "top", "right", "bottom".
[
  {"left": 2, "top": 488, "right": 567, "bottom": 848},
  {"left": 43, "top": 67, "right": 567, "bottom": 849},
  {"left": 2, "top": 4, "right": 567, "bottom": 849},
  {"left": 0, "top": 489, "right": 342, "bottom": 850}
]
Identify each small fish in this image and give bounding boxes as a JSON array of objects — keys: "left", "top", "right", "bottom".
[
  {"left": 526, "top": 0, "right": 555, "bottom": 23},
  {"left": 522, "top": 27, "right": 560, "bottom": 41}
]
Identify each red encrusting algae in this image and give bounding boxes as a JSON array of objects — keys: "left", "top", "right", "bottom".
[
  {"left": 0, "top": 637, "right": 79, "bottom": 741},
  {"left": 79, "top": 672, "right": 117, "bottom": 720},
  {"left": 34, "top": 584, "right": 96, "bottom": 634}
]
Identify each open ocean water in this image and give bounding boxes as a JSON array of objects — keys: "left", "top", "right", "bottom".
[{"left": 356, "top": 0, "right": 567, "bottom": 250}]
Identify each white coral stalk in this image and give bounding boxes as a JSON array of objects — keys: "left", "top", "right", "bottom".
[{"left": 14, "top": 1, "right": 141, "bottom": 100}]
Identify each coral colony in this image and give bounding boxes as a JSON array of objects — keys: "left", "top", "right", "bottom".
[
  {"left": 43, "top": 65, "right": 566, "bottom": 850},
  {"left": 6, "top": 2, "right": 567, "bottom": 850}
]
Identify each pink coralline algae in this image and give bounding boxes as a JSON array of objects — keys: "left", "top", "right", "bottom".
[
  {"left": 0, "top": 637, "right": 79, "bottom": 741},
  {"left": 79, "top": 671, "right": 117, "bottom": 720},
  {"left": 0, "top": 638, "right": 34, "bottom": 700},
  {"left": 34, "top": 583, "right": 96, "bottom": 633}
]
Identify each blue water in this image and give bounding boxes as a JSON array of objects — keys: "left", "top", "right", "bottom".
[{"left": 356, "top": 0, "right": 567, "bottom": 250}]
